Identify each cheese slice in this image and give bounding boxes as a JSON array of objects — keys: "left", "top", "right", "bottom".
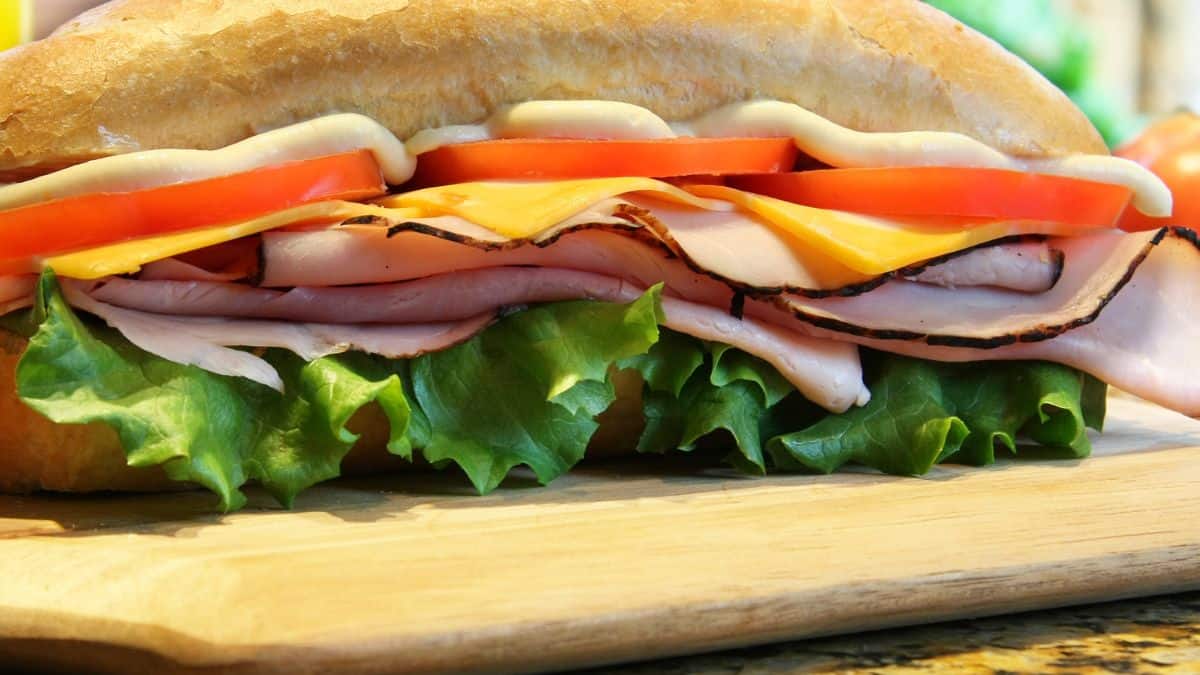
[
  {"left": 44, "top": 177, "right": 1096, "bottom": 285},
  {"left": 45, "top": 201, "right": 421, "bottom": 279},
  {"left": 389, "top": 179, "right": 1104, "bottom": 277},
  {"left": 684, "top": 184, "right": 1103, "bottom": 275},
  {"left": 379, "top": 178, "right": 729, "bottom": 239}
]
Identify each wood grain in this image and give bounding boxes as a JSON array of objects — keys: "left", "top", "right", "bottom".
[{"left": 1, "top": 395, "right": 1199, "bottom": 674}]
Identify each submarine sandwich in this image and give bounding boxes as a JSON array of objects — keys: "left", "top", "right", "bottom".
[{"left": 0, "top": 0, "right": 1184, "bottom": 510}]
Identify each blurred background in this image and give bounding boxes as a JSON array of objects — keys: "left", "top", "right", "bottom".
[
  {"left": 927, "top": 0, "right": 1200, "bottom": 147},
  {"left": 6, "top": 0, "right": 1199, "bottom": 148}
]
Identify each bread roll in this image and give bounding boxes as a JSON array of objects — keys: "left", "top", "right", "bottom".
[
  {"left": 0, "top": 332, "right": 176, "bottom": 492},
  {"left": 0, "top": 0, "right": 1102, "bottom": 179}
]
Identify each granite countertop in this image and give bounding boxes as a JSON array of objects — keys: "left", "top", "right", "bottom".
[{"left": 588, "top": 592, "right": 1200, "bottom": 673}]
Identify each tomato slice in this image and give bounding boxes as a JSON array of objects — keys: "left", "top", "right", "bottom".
[
  {"left": 410, "top": 137, "right": 797, "bottom": 185},
  {"left": 727, "top": 167, "right": 1132, "bottom": 228},
  {"left": 0, "top": 149, "right": 384, "bottom": 274}
]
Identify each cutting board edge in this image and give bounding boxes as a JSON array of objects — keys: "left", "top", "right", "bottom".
[{"left": 3, "top": 542, "right": 1198, "bottom": 675}]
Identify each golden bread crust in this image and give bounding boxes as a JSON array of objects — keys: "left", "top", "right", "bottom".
[
  {"left": 0, "top": 0, "right": 1104, "bottom": 178},
  {"left": 0, "top": 331, "right": 177, "bottom": 492}
]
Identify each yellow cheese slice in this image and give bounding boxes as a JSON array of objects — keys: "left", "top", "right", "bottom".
[
  {"left": 379, "top": 178, "right": 729, "bottom": 238},
  {"left": 684, "top": 185, "right": 1092, "bottom": 275},
  {"left": 45, "top": 201, "right": 420, "bottom": 279},
  {"left": 42, "top": 176, "right": 1085, "bottom": 284}
]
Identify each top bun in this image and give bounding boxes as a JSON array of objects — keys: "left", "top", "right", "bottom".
[{"left": 0, "top": 0, "right": 1105, "bottom": 179}]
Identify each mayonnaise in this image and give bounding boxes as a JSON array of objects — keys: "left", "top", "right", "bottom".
[
  {"left": 0, "top": 100, "right": 1171, "bottom": 217},
  {"left": 406, "top": 100, "right": 675, "bottom": 155},
  {"left": 0, "top": 114, "right": 415, "bottom": 211}
]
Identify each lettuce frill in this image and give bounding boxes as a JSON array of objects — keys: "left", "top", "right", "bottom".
[{"left": 7, "top": 271, "right": 1105, "bottom": 510}]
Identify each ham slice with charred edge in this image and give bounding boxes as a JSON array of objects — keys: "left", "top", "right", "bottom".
[
  {"left": 248, "top": 220, "right": 1200, "bottom": 414},
  {"left": 260, "top": 202, "right": 1061, "bottom": 297},
  {"left": 775, "top": 229, "right": 1161, "bottom": 347},
  {"left": 82, "top": 268, "right": 870, "bottom": 412},
  {"left": 836, "top": 229, "right": 1200, "bottom": 416},
  {"left": 258, "top": 216, "right": 1157, "bottom": 346}
]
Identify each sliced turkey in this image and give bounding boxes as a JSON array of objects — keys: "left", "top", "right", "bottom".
[
  {"left": 776, "top": 228, "right": 1161, "bottom": 347},
  {"left": 95, "top": 268, "right": 642, "bottom": 324},
  {"left": 0, "top": 275, "right": 34, "bottom": 304},
  {"left": 139, "top": 258, "right": 247, "bottom": 282},
  {"left": 829, "top": 229, "right": 1200, "bottom": 416},
  {"left": 261, "top": 227, "right": 741, "bottom": 310},
  {"left": 907, "top": 240, "right": 1061, "bottom": 293},
  {"left": 259, "top": 218, "right": 1156, "bottom": 347},
  {"left": 260, "top": 217, "right": 1074, "bottom": 306},
  {"left": 0, "top": 275, "right": 35, "bottom": 315},
  {"left": 260, "top": 201, "right": 1057, "bottom": 297},
  {"left": 622, "top": 196, "right": 869, "bottom": 292},
  {"left": 657, "top": 295, "right": 870, "bottom": 411},
  {"left": 82, "top": 269, "right": 869, "bottom": 412},
  {"left": 61, "top": 283, "right": 496, "bottom": 392}
]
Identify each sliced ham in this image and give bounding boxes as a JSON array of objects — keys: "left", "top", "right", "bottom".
[
  {"left": 0, "top": 275, "right": 35, "bottom": 315},
  {"left": 261, "top": 228, "right": 740, "bottom": 310},
  {"left": 777, "top": 229, "right": 1161, "bottom": 347},
  {"left": 907, "top": 240, "right": 1060, "bottom": 293},
  {"left": 62, "top": 282, "right": 496, "bottom": 392},
  {"left": 52, "top": 199, "right": 1200, "bottom": 417},
  {"left": 837, "top": 230, "right": 1200, "bottom": 416},
  {"left": 623, "top": 196, "right": 867, "bottom": 292},
  {"left": 261, "top": 203, "right": 1057, "bottom": 297},
  {"left": 260, "top": 219, "right": 1159, "bottom": 348},
  {"left": 657, "top": 295, "right": 870, "bottom": 412},
  {"left": 139, "top": 258, "right": 247, "bottom": 282},
  {"left": 82, "top": 269, "right": 869, "bottom": 412},
  {"left": 94, "top": 268, "right": 641, "bottom": 324},
  {"left": 0, "top": 297, "right": 32, "bottom": 315},
  {"left": 0, "top": 275, "right": 35, "bottom": 305}
]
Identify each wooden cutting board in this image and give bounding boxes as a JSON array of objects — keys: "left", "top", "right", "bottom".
[{"left": 2, "top": 394, "right": 1200, "bottom": 674}]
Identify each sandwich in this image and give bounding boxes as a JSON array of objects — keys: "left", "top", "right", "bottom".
[{"left": 0, "top": 0, "right": 1184, "bottom": 511}]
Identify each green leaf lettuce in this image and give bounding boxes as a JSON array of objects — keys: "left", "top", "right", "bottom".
[{"left": 5, "top": 273, "right": 1107, "bottom": 509}]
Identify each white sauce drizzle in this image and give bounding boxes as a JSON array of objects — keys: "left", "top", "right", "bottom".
[
  {"left": 0, "top": 100, "right": 1171, "bottom": 217},
  {"left": 0, "top": 115, "right": 415, "bottom": 211}
]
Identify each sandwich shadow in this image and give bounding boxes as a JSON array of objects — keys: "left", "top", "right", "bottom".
[{"left": 1, "top": 438, "right": 1165, "bottom": 538}]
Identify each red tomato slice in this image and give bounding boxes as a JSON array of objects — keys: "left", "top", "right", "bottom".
[
  {"left": 0, "top": 149, "right": 384, "bottom": 273},
  {"left": 727, "top": 167, "right": 1132, "bottom": 228},
  {"left": 411, "top": 137, "right": 797, "bottom": 185}
]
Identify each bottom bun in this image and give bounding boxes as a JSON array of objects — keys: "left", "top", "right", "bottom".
[{"left": 0, "top": 330, "right": 645, "bottom": 495}]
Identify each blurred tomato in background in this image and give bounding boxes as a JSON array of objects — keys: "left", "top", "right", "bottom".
[{"left": 1118, "top": 114, "right": 1200, "bottom": 231}]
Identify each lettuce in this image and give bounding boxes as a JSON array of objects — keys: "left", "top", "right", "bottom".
[
  {"left": 14, "top": 273, "right": 662, "bottom": 509},
  {"left": 409, "top": 288, "right": 661, "bottom": 493},
  {"left": 623, "top": 331, "right": 1104, "bottom": 476},
  {"left": 767, "top": 353, "right": 1104, "bottom": 475},
  {"left": 8, "top": 273, "right": 1107, "bottom": 510},
  {"left": 17, "top": 272, "right": 414, "bottom": 510},
  {"left": 623, "top": 334, "right": 801, "bottom": 473}
]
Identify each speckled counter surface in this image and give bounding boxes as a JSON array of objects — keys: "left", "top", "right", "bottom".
[{"left": 586, "top": 592, "right": 1200, "bottom": 674}]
